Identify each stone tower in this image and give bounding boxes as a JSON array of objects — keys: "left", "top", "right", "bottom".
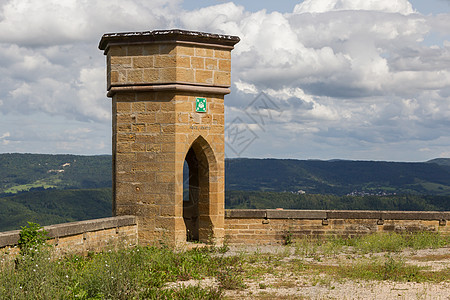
[{"left": 99, "top": 30, "right": 239, "bottom": 247}]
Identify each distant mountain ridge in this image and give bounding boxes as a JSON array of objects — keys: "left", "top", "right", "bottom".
[
  {"left": 1, "top": 153, "right": 450, "bottom": 196},
  {"left": 225, "top": 157, "right": 450, "bottom": 195},
  {"left": 427, "top": 158, "right": 450, "bottom": 167}
]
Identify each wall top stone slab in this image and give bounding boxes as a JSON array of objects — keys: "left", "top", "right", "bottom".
[{"left": 99, "top": 29, "right": 240, "bottom": 52}]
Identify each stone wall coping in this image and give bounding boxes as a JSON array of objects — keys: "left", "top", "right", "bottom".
[
  {"left": 225, "top": 209, "right": 267, "bottom": 219},
  {"left": 225, "top": 209, "right": 450, "bottom": 220},
  {"left": 99, "top": 29, "right": 240, "bottom": 52},
  {"left": 0, "top": 215, "right": 136, "bottom": 248}
]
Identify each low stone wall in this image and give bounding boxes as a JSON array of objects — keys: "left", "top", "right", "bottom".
[
  {"left": 1, "top": 210, "right": 449, "bottom": 252},
  {"left": 224, "top": 209, "right": 450, "bottom": 245},
  {"left": 0, "top": 216, "right": 137, "bottom": 256}
]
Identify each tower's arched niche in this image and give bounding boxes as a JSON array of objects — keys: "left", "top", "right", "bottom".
[{"left": 182, "top": 136, "right": 219, "bottom": 243}]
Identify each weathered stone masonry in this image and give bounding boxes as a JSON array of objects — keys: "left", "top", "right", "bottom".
[
  {"left": 224, "top": 210, "right": 450, "bottom": 245},
  {"left": 1, "top": 211, "right": 448, "bottom": 254},
  {"left": 99, "top": 30, "right": 240, "bottom": 247},
  {"left": 0, "top": 216, "right": 137, "bottom": 256}
]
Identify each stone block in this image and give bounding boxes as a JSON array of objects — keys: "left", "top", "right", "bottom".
[
  {"left": 159, "top": 44, "right": 176, "bottom": 55},
  {"left": 177, "top": 56, "right": 191, "bottom": 68},
  {"left": 214, "top": 49, "right": 231, "bottom": 59},
  {"left": 177, "top": 45, "right": 195, "bottom": 56},
  {"left": 156, "top": 112, "right": 176, "bottom": 123},
  {"left": 127, "top": 45, "right": 144, "bottom": 56},
  {"left": 195, "top": 48, "right": 214, "bottom": 57},
  {"left": 133, "top": 56, "right": 154, "bottom": 68},
  {"left": 205, "top": 58, "right": 218, "bottom": 70},
  {"left": 0, "top": 230, "right": 20, "bottom": 247},
  {"left": 176, "top": 68, "right": 195, "bottom": 83},
  {"left": 218, "top": 59, "right": 231, "bottom": 72},
  {"left": 137, "top": 113, "right": 156, "bottom": 124},
  {"left": 327, "top": 210, "right": 382, "bottom": 220},
  {"left": 111, "top": 57, "right": 132, "bottom": 69},
  {"left": 267, "top": 209, "right": 327, "bottom": 219},
  {"left": 143, "top": 69, "right": 159, "bottom": 82},
  {"left": 155, "top": 55, "right": 177, "bottom": 68},
  {"left": 195, "top": 70, "right": 213, "bottom": 84},
  {"left": 143, "top": 44, "right": 159, "bottom": 55},
  {"left": 108, "top": 45, "right": 127, "bottom": 56},
  {"left": 191, "top": 57, "right": 204, "bottom": 69},
  {"left": 127, "top": 69, "right": 143, "bottom": 83},
  {"left": 159, "top": 68, "right": 177, "bottom": 82},
  {"left": 214, "top": 71, "right": 230, "bottom": 86},
  {"left": 225, "top": 209, "right": 266, "bottom": 219}
]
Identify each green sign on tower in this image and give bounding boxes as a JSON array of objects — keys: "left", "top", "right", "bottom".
[{"left": 195, "top": 97, "right": 207, "bottom": 113}]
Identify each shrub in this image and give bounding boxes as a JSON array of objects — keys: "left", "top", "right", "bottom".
[{"left": 18, "top": 222, "right": 49, "bottom": 255}]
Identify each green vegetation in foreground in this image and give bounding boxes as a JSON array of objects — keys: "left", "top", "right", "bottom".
[
  {"left": 226, "top": 190, "right": 450, "bottom": 211},
  {"left": 0, "top": 245, "right": 238, "bottom": 299},
  {"left": 1, "top": 232, "right": 449, "bottom": 299},
  {"left": 0, "top": 188, "right": 112, "bottom": 232}
]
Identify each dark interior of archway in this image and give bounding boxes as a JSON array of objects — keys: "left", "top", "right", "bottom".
[{"left": 183, "top": 148, "right": 199, "bottom": 241}]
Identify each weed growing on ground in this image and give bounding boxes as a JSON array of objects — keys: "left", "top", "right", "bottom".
[
  {"left": 293, "top": 232, "right": 450, "bottom": 256},
  {"left": 283, "top": 230, "right": 293, "bottom": 245}
]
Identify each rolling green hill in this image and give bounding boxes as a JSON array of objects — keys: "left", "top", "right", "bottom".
[
  {"left": 0, "top": 153, "right": 111, "bottom": 195},
  {"left": 225, "top": 158, "right": 450, "bottom": 195},
  {"left": 0, "top": 188, "right": 112, "bottom": 231}
]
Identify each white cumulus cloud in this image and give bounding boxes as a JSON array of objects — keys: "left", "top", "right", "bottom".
[{"left": 293, "top": 0, "right": 415, "bottom": 15}]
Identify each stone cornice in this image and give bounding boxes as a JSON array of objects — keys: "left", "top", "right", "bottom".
[
  {"left": 107, "top": 83, "right": 231, "bottom": 97},
  {"left": 99, "top": 29, "right": 240, "bottom": 53}
]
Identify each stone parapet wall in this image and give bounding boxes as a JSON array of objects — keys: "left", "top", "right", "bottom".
[
  {"left": 0, "top": 216, "right": 137, "bottom": 256},
  {"left": 224, "top": 209, "right": 450, "bottom": 245},
  {"left": 1, "top": 210, "right": 448, "bottom": 253}
]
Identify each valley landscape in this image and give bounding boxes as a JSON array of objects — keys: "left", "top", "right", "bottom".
[{"left": 1, "top": 153, "right": 449, "bottom": 232}]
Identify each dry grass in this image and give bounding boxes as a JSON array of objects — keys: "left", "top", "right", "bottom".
[{"left": 1, "top": 232, "right": 449, "bottom": 299}]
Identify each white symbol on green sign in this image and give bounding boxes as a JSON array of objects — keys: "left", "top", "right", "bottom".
[{"left": 195, "top": 97, "right": 207, "bottom": 113}]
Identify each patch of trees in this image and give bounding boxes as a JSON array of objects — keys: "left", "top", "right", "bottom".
[{"left": 225, "top": 190, "right": 450, "bottom": 211}]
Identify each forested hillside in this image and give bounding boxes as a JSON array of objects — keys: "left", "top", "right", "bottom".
[
  {"left": 225, "top": 158, "right": 450, "bottom": 195},
  {"left": 0, "top": 153, "right": 111, "bottom": 195},
  {"left": 226, "top": 191, "right": 450, "bottom": 211},
  {"left": 1, "top": 154, "right": 449, "bottom": 232},
  {"left": 0, "top": 188, "right": 112, "bottom": 231}
]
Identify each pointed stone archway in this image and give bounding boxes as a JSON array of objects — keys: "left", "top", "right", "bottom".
[{"left": 182, "top": 135, "right": 220, "bottom": 243}]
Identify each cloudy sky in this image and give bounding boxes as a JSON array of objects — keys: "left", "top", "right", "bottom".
[{"left": 0, "top": 0, "right": 450, "bottom": 162}]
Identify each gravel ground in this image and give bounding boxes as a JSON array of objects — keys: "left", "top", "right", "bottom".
[{"left": 171, "top": 245, "right": 450, "bottom": 299}]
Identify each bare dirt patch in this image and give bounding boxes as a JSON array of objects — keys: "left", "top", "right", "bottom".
[{"left": 218, "top": 245, "right": 450, "bottom": 299}]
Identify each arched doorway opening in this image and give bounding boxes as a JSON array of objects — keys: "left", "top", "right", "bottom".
[
  {"left": 182, "top": 136, "right": 215, "bottom": 243},
  {"left": 183, "top": 148, "right": 199, "bottom": 241}
]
